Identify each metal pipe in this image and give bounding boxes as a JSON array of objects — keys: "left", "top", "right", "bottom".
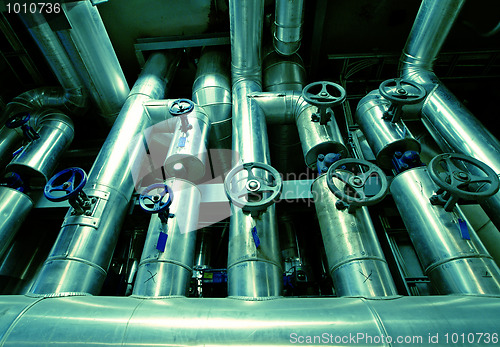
[
  {"left": 355, "top": 90, "right": 420, "bottom": 169},
  {"left": 312, "top": 174, "right": 398, "bottom": 297},
  {"left": 57, "top": 0, "right": 130, "bottom": 123},
  {"left": 228, "top": 0, "right": 282, "bottom": 298},
  {"left": 273, "top": 0, "right": 304, "bottom": 56},
  {"left": 250, "top": 91, "right": 347, "bottom": 169},
  {"left": 390, "top": 167, "right": 500, "bottom": 295},
  {"left": 28, "top": 52, "right": 180, "bottom": 296},
  {"left": 0, "top": 187, "right": 33, "bottom": 260},
  {"left": 164, "top": 106, "right": 210, "bottom": 182},
  {"left": 6, "top": 109, "right": 74, "bottom": 187},
  {"left": 133, "top": 178, "right": 201, "bottom": 297},
  {"left": 1, "top": 295, "right": 500, "bottom": 345},
  {"left": 399, "top": 0, "right": 500, "bottom": 229},
  {"left": 0, "top": 126, "right": 23, "bottom": 168},
  {"left": 3, "top": 12, "right": 88, "bottom": 121}
]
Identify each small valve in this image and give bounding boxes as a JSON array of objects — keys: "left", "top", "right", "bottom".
[
  {"left": 169, "top": 99, "right": 194, "bottom": 134},
  {"left": 224, "top": 162, "right": 283, "bottom": 218},
  {"left": 326, "top": 158, "right": 389, "bottom": 213},
  {"left": 5, "top": 112, "right": 40, "bottom": 141},
  {"left": 44, "top": 167, "right": 91, "bottom": 215},
  {"left": 302, "top": 81, "right": 346, "bottom": 125},
  {"left": 378, "top": 78, "right": 426, "bottom": 123},
  {"left": 428, "top": 153, "right": 499, "bottom": 211}
]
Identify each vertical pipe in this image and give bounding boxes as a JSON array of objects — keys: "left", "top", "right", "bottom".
[
  {"left": 133, "top": 178, "right": 200, "bottom": 297},
  {"left": 228, "top": 0, "right": 282, "bottom": 298},
  {"left": 29, "top": 52, "right": 180, "bottom": 296},
  {"left": 390, "top": 167, "right": 500, "bottom": 295},
  {"left": 273, "top": 0, "right": 304, "bottom": 56}
]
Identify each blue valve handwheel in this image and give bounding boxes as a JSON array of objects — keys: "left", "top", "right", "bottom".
[
  {"left": 169, "top": 99, "right": 194, "bottom": 116},
  {"left": 139, "top": 183, "right": 173, "bottom": 214},
  {"left": 6, "top": 112, "right": 30, "bottom": 129},
  {"left": 44, "top": 167, "right": 87, "bottom": 202}
]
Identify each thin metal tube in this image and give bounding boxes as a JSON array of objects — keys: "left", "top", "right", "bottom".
[
  {"left": 28, "top": 52, "right": 180, "bottom": 296},
  {"left": 1, "top": 295, "right": 500, "bottom": 346}
]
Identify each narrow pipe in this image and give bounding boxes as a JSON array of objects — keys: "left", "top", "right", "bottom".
[
  {"left": 1, "top": 295, "right": 500, "bottom": 346},
  {"left": 399, "top": 0, "right": 500, "bottom": 229},
  {"left": 133, "top": 178, "right": 201, "bottom": 297},
  {"left": 390, "top": 167, "right": 500, "bottom": 295},
  {"left": 273, "top": 0, "right": 304, "bottom": 56},
  {"left": 228, "top": 0, "right": 282, "bottom": 298},
  {"left": 58, "top": 0, "right": 130, "bottom": 123},
  {"left": 312, "top": 175, "right": 398, "bottom": 297},
  {"left": 28, "top": 52, "right": 180, "bottom": 296}
]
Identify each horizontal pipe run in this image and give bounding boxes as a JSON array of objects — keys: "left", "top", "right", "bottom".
[{"left": 1, "top": 295, "right": 500, "bottom": 345}]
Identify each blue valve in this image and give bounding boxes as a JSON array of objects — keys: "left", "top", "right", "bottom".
[
  {"left": 317, "top": 152, "right": 342, "bottom": 175},
  {"left": 169, "top": 99, "right": 194, "bottom": 134},
  {"left": 44, "top": 167, "right": 87, "bottom": 202},
  {"left": 6, "top": 112, "right": 40, "bottom": 141}
]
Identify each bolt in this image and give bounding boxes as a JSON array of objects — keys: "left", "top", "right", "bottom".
[
  {"left": 397, "top": 88, "right": 407, "bottom": 95},
  {"left": 248, "top": 180, "right": 259, "bottom": 189},
  {"left": 318, "top": 154, "right": 325, "bottom": 161}
]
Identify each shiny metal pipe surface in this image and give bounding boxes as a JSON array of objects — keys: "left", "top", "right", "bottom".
[
  {"left": 0, "top": 187, "right": 33, "bottom": 259},
  {"left": 231, "top": 80, "right": 270, "bottom": 165},
  {"left": 28, "top": 53, "right": 180, "bottom": 296},
  {"left": 250, "top": 91, "right": 347, "bottom": 168},
  {"left": 273, "top": 0, "right": 304, "bottom": 56},
  {"left": 58, "top": 0, "right": 130, "bottom": 123},
  {"left": 355, "top": 90, "right": 420, "bottom": 169},
  {"left": 133, "top": 178, "right": 201, "bottom": 297},
  {"left": 400, "top": 0, "right": 500, "bottom": 228},
  {"left": 390, "top": 167, "right": 500, "bottom": 295},
  {"left": 0, "top": 126, "right": 23, "bottom": 168},
  {"left": 192, "top": 48, "right": 232, "bottom": 150},
  {"left": 6, "top": 110, "right": 74, "bottom": 187},
  {"left": 263, "top": 51, "right": 306, "bottom": 92},
  {"left": 229, "top": 0, "right": 264, "bottom": 84},
  {"left": 227, "top": 206, "right": 283, "bottom": 298},
  {"left": 1, "top": 295, "right": 500, "bottom": 346},
  {"left": 164, "top": 106, "right": 210, "bottom": 182},
  {"left": 312, "top": 175, "right": 398, "bottom": 297}
]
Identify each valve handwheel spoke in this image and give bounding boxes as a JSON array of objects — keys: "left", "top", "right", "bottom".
[
  {"left": 139, "top": 183, "right": 173, "bottom": 214},
  {"left": 224, "top": 162, "right": 283, "bottom": 216},
  {"left": 326, "top": 158, "right": 388, "bottom": 207},
  {"left": 429, "top": 153, "right": 500, "bottom": 201},
  {"left": 44, "top": 167, "right": 87, "bottom": 202}
]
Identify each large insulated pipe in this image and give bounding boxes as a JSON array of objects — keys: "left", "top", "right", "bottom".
[
  {"left": 228, "top": 0, "right": 282, "bottom": 298},
  {"left": 6, "top": 109, "right": 74, "bottom": 187},
  {"left": 2, "top": 12, "right": 87, "bottom": 122},
  {"left": 273, "top": 0, "right": 304, "bottom": 56},
  {"left": 400, "top": 0, "right": 500, "bottom": 229},
  {"left": 0, "top": 127, "right": 23, "bottom": 168},
  {"left": 57, "top": 0, "right": 130, "bottom": 123},
  {"left": 1, "top": 295, "right": 500, "bottom": 345},
  {"left": 133, "top": 178, "right": 201, "bottom": 297},
  {"left": 0, "top": 187, "right": 33, "bottom": 259},
  {"left": 251, "top": 91, "right": 348, "bottom": 169},
  {"left": 28, "top": 52, "right": 180, "bottom": 296},
  {"left": 312, "top": 175, "right": 398, "bottom": 297},
  {"left": 391, "top": 167, "right": 500, "bottom": 295}
]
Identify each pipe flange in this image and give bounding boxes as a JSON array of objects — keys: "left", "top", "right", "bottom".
[
  {"left": 326, "top": 158, "right": 388, "bottom": 209},
  {"left": 224, "top": 162, "right": 282, "bottom": 217}
]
